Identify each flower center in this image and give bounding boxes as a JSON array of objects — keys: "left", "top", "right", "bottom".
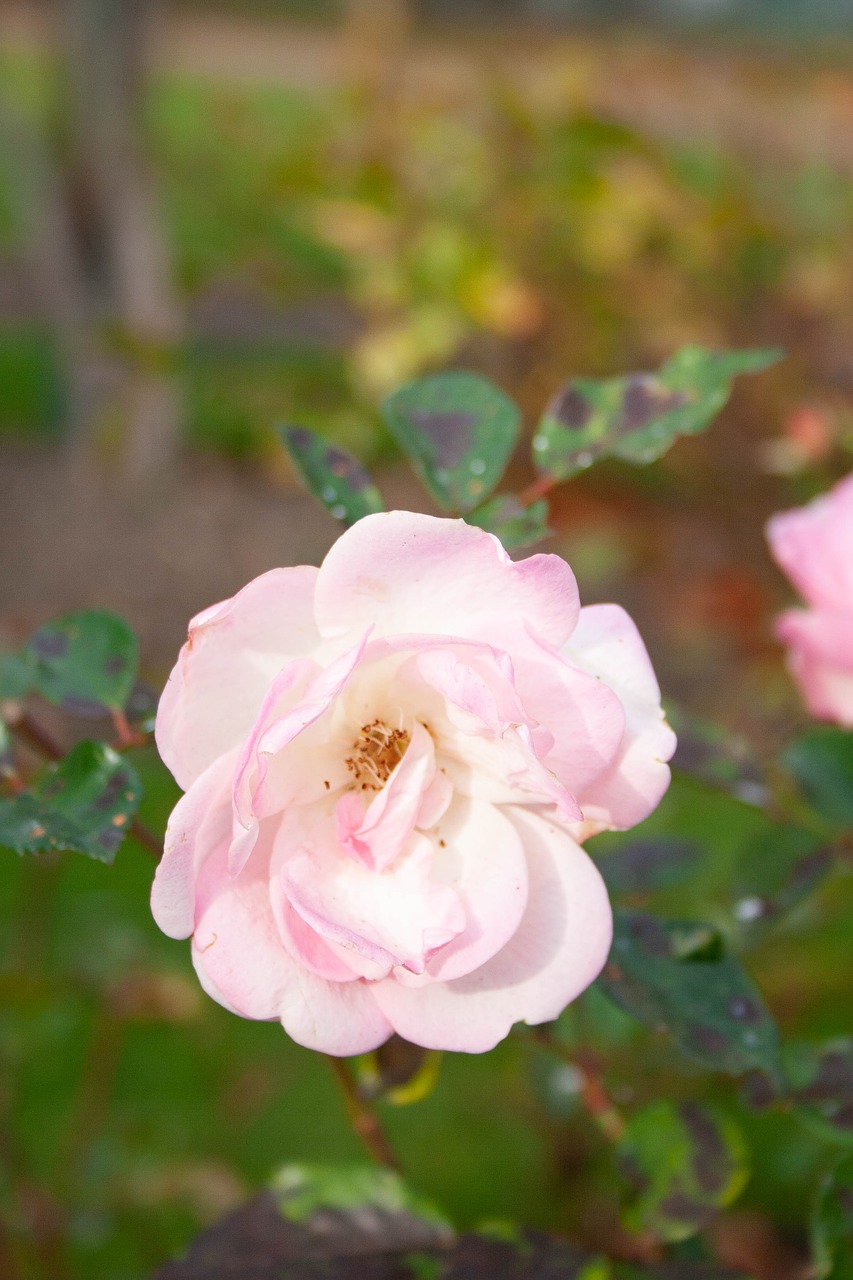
[{"left": 345, "top": 720, "right": 410, "bottom": 791}]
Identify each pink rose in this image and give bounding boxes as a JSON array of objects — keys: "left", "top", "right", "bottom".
[
  {"left": 767, "top": 472, "right": 853, "bottom": 727},
  {"left": 152, "top": 512, "right": 674, "bottom": 1055}
]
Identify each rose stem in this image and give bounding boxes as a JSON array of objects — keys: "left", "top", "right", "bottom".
[
  {"left": 11, "top": 710, "right": 161, "bottom": 859},
  {"left": 525, "top": 1027, "right": 626, "bottom": 1142},
  {"left": 325, "top": 1055, "right": 401, "bottom": 1172}
]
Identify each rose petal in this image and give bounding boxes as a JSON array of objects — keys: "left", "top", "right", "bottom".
[
  {"left": 767, "top": 472, "right": 853, "bottom": 610},
  {"left": 156, "top": 567, "right": 322, "bottom": 790},
  {"left": 314, "top": 511, "right": 580, "bottom": 649},
  {"left": 566, "top": 604, "right": 675, "bottom": 831},
  {"left": 776, "top": 608, "right": 853, "bottom": 726},
  {"left": 151, "top": 748, "right": 238, "bottom": 940},
  {"left": 192, "top": 828, "right": 391, "bottom": 1054},
  {"left": 373, "top": 807, "right": 612, "bottom": 1052}
]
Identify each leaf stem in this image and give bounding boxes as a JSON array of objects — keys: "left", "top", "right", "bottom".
[
  {"left": 516, "top": 471, "right": 556, "bottom": 509},
  {"left": 325, "top": 1055, "right": 401, "bottom": 1172},
  {"left": 525, "top": 1027, "right": 626, "bottom": 1142}
]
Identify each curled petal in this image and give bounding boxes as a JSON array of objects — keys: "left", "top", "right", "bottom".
[{"left": 373, "top": 808, "right": 612, "bottom": 1052}]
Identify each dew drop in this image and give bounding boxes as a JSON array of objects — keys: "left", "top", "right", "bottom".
[
  {"left": 576, "top": 451, "right": 593, "bottom": 469},
  {"left": 322, "top": 485, "right": 337, "bottom": 502},
  {"left": 331, "top": 504, "right": 347, "bottom": 520},
  {"left": 734, "top": 896, "right": 764, "bottom": 923},
  {"left": 469, "top": 457, "right": 486, "bottom": 475},
  {"left": 532, "top": 434, "right": 548, "bottom": 452}
]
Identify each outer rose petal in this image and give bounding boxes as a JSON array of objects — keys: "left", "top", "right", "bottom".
[
  {"left": 192, "top": 833, "right": 392, "bottom": 1054},
  {"left": 767, "top": 472, "right": 853, "bottom": 610},
  {"left": 151, "top": 748, "right": 237, "bottom": 939},
  {"left": 157, "top": 567, "right": 322, "bottom": 790},
  {"left": 314, "top": 511, "right": 580, "bottom": 649},
  {"left": 775, "top": 608, "right": 853, "bottom": 727},
  {"left": 566, "top": 604, "right": 675, "bottom": 832},
  {"left": 372, "top": 808, "right": 612, "bottom": 1052}
]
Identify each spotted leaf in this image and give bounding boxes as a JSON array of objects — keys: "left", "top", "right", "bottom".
[
  {"left": 597, "top": 911, "right": 781, "bottom": 1085},
  {"left": 381, "top": 371, "right": 521, "bottom": 514},
  {"left": 533, "top": 346, "right": 780, "bottom": 481},
  {"left": 278, "top": 425, "right": 384, "bottom": 527},
  {"left": 0, "top": 741, "right": 141, "bottom": 863},
  {"left": 617, "top": 1101, "right": 749, "bottom": 1244},
  {"left": 25, "top": 610, "right": 138, "bottom": 717},
  {"left": 466, "top": 495, "right": 551, "bottom": 551}
]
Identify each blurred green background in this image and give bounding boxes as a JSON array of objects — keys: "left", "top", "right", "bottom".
[{"left": 2, "top": 2, "right": 853, "bottom": 1278}]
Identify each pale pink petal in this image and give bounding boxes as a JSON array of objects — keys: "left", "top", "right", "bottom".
[
  {"left": 314, "top": 511, "right": 580, "bottom": 649},
  {"left": 566, "top": 604, "right": 675, "bottom": 831},
  {"left": 276, "top": 814, "right": 465, "bottom": 979},
  {"left": 229, "top": 634, "right": 369, "bottom": 876},
  {"left": 192, "top": 831, "right": 391, "bottom": 1053},
  {"left": 515, "top": 630, "right": 626, "bottom": 796},
  {"left": 150, "top": 748, "right": 238, "bottom": 940},
  {"left": 156, "top": 567, "right": 321, "bottom": 790},
  {"left": 373, "top": 808, "right": 612, "bottom": 1052},
  {"left": 336, "top": 722, "right": 437, "bottom": 871},
  {"left": 767, "top": 472, "right": 853, "bottom": 610},
  {"left": 776, "top": 608, "right": 853, "bottom": 726},
  {"left": 419, "top": 797, "right": 529, "bottom": 983}
]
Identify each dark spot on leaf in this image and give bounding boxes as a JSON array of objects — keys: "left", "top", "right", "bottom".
[
  {"left": 659, "top": 1192, "right": 709, "bottom": 1224},
  {"left": 97, "top": 828, "right": 124, "bottom": 853},
  {"left": 32, "top": 629, "right": 69, "bottom": 659},
  {"left": 680, "top": 1104, "right": 729, "bottom": 1196},
  {"left": 409, "top": 410, "right": 477, "bottom": 468},
  {"left": 104, "top": 655, "right": 126, "bottom": 677},
  {"left": 740, "top": 1071, "right": 777, "bottom": 1110},
  {"left": 326, "top": 446, "right": 374, "bottom": 494},
  {"left": 285, "top": 427, "right": 313, "bottom": 451},
  {"left": 838, "top": 1186, "right": 853, "bottom": 1214},
  {"left": 832, "top": 1104, "right": 853, "bottom": 1130},
  {"left": 549, "top": 385, "right": 593, "bottom": 430},
  {"left": 624, "top": 914, "right": 671, "bottom": 957},
  {"left": 621, "top": 376, "right": 689, "bottom": 432},
  {"left": 61, "top": 694, "right": 108, "bottom": 717},
  {"left": 691, "top": 1026, "right": 730, "bottom": 1056},
  {"left": 618, "top": 1151, "right": 648, "bottom": 1196}
]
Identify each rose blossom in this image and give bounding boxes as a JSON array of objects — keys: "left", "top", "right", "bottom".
[
  {"left": 767, "top": 472, "right": 853, "bottom": 727},
  {"left": 152, "top": 512, "right": 674, "bottom": 1055}
]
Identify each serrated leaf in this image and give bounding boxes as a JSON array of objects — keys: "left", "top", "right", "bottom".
[
  {"left": 466, "top": 495, "right": 552, "bottom": 551},
  {"left": 598, "top": 911, "right": 781, "bottom": 1084},
  {"left": 617, "top": 1101, "right": 749, "bottom": 1243},
  {"left": 533, "top": 346, "right": 780, "bottom": 481},
  {"left": 278, "top": 425, "right": 384, "bottom": 526},
  {"left": 381, "top": 371, "right": 521, "bottom": 513},
  {"left": 0, "top": 741, "right": 141, "bottom": 862},
  {"left": 812, "top": 1154, "right": 853, "bottom": 1280},
  {"left": 785, "top": 1040, "right": 853, "bottom": 1147},
  {"left": 782, "top": 727, "right": 853, "bottom": 828},
  {"left": 25, "top": 610, "right": 138, "bottom": 716}
]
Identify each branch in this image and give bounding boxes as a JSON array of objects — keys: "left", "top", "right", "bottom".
[{"left": 326, "top": 1056, "right": 401, "bottom": 1172}]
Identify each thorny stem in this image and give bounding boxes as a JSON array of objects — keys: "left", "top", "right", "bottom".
[
  {"left": 9, "top": 710, "right": 161, "bottom": 860},
  {"left": 526, "top": 1027, "right": 626, "bottom": 1142},
  {"left": 326, "top": 1056, "right": 401, "bottom": 1172}
]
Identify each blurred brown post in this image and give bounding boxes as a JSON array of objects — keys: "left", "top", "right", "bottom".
[{"left": 63, "top": 0, "right": 183, "bottom": 485}]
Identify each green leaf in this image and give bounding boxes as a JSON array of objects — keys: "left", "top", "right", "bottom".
[
  {"left": 381, "top": 371, "right": 521, "bottom": 514},
  {"left": 812, "top": 1154, "right": 853, "bottom": 1280},
  {"left": 617, "top": 1101, "right": 749, "bottom": 1243},
  {"left": 270, "top": 1164, "right": 452, "bottom": 1240},
  {"left": 599, "top": 837, "right": 703, "bottom": 895},
  {"left": 278, "top": 425, "right": 384, "bottom": 526},
  {"left": 0, "top": 741, "right": 141, "bottom": 862},
  {"left": 0, "top": 648, "right": 37, "bottom": 699},
  {"left": 0, "top": 718, "right": 14, "bottom": 780},
  {"left": 25, "top": 610, "right": 139, "bottom": 716},
  {"left": 533, "top": 346, "right": 780, "bottom": 481},
  {"left": 466, "top": 495, "right": 552, "bottom": 551},
  {"left": 598, "top": 911, "right": 781, "bottom": 1084},
  {"left": 669, "top": 707, "right": 770, "bottom": 808},
  {"left": 782, "top": 727, "right": 853, "bottom": 828},
  {"left": 784, "top": 1040, "right": 853, "bottom": 1147}
]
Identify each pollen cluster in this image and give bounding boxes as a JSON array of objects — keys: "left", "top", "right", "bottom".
[{"left": 345, "top": 720, "right": 410, "bottom": 790}]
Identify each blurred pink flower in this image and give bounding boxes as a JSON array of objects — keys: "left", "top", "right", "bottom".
[
  {"left": 767, "top": 472, "right": 853, "bottom": 727},
  {"left": 152, "top": 512, "right": 674, "bottom": 1055}
]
